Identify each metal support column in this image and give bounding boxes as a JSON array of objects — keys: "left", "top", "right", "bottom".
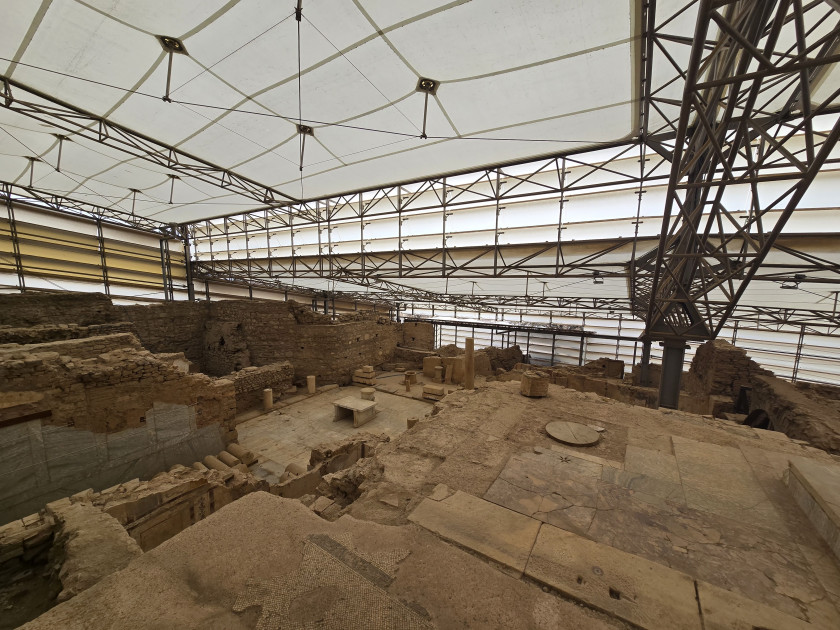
[
  {"left": 639, "top": 338, "right": 652, "bottom": 387},
  {"left": 159, "top": 238, "right": 173, "bottom": 301},
  {"left": 182, "top": 227, "right": 195, "bottom": 301},
  {"left": 791, "top": 325, "right": 805, "bottom": 382},
  {"left": 3, "top": 185, "right": 25, "bottom": 292},
  {"left": 95, "top": 218, "right": 110, "bottom": 296},
  {"left": 658, "top": 339, "right": 687, "bottom": 409}
]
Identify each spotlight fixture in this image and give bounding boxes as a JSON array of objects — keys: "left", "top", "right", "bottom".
[
  {"left": 156, "top": 36, "right": 188, "bottom": 55},
  {"left": 780, "top": 273, "right": 806, "bottom": 290},
  {"left": 593, "top": 271, "right": 604, "bottom": 285}
]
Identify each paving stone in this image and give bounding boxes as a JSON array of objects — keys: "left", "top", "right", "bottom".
[
  {"left": 624, "top": 444, "right": 681, "bottom": 484},
  {"left": 484, "top": 451, "right": 601, "bottom": 535},
  {"left": 696, "top": 580, "right": 816, "bottom": 630},
  {"left": 672, "top": 436, "right": 786, "bottom": 530},
  {"left": 600, "top": 467, "right": 686, "bottom": 506},
  {"left": 408, "top": 490, "right": 540, "bottom": 575},
  {"left": 525, "top": 523, "right": 702, "bottom": 629}
]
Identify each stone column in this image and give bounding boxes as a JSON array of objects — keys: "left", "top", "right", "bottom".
[
  {"left": 262, "top": 388, "right": 273, "bottom": 412},
  {"left": 464, "top": 337, "right": 475, "bottom": 390},
  {"left": 307, "top": 375, "right": 316, "bottom": 394}
]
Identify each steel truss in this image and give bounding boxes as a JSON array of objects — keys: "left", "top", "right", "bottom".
[
  {"left": 1, "top": 181, "right": 174, "bottom": 236},
  {"left": 2, "top": 0, "right": 840, "bottom": 340},
  {"left": 0, "top": 77, "right": 298, "bottom": 208},
  {"left": 635, "top": 0, "right": 840, "bottom": 341},
  {"left": 193, "top": 259, "right": 840, "bottom": 334}
]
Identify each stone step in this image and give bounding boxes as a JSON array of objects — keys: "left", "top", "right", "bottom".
[{"left": 787, "top": 458, "right": 840, "bottom": 563}]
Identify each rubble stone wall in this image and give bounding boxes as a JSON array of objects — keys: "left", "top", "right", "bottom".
[
  {"left": 685, "top": 339, "right": 769, "bottom": 397},
  {"left": 0, "top": 294, "right": 404, "bottom": 382},
  {"left": 228, "top": 362, "right": 294, "bottom": 412},
  {"left": 0, "top": 292, "right": 116, "bottom": 327},
  {"left": 117, "top": 302, "right": 209, "bottom": 367},
  {"left": 0, "top": 322, "right": 136, "bottom": 345},
  {"left": 0, "top": 334, "right": 238, "bottom": 523},
  {"left": 206, "top": 300, "right": 400, "bottom": 383},
  {"left": 0, "top": 335, "right": 235, "bottom": 434},
  {"left": 400, "top": 321, "right": 435, "bottom": 350},
  {"left": 750, "top": 374, "right": 840, "bottom": 453}
]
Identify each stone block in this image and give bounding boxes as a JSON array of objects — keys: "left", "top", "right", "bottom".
[
  {"left": 360, "top": 388, "right": 375, "bottom": 401},
  {"left": 520, "top": 371, "right": 549, "bottom": 397}
]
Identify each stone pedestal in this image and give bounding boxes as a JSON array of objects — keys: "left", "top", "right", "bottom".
[
  {"left": 306, "top": 375, "right": 316, "bottom": 394},
  {"left": 360, "top": 387, "right": 376, "bottom": 401},
  {"left": 423, "top": 384, "right": 446, "bottom": 401},
  {"left": 520, "top": 371, "right": 549, "bottom": 397},
  {"left": 405, "top": 370, "right": 417, "bottom": 384},
  {"left": 262, "top": 388, "right": 273, "bottom": 412},
  {"left": 353, "top": 366, "right": 376, "bottom": 385},
  {"left": 434, "top": 365, "right": 444, "bottom": 383}
]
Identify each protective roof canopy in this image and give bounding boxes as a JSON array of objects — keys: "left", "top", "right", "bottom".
[{"left": 0, "top": 0, "right": 637, "bottom": 223}]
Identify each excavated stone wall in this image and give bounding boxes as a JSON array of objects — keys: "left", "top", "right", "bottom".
[
  {"left": 0, "top": 322, "right": 136, "bottom": 345},
  {"left": 0, "top": 334, "right": 235, "bottom": 434},
  {"left": 117, "top": 301, "right": 208, "bottom": 367},
  {"left": 1, "top": 293, "right": 406, "bottom": 382},
  {"left": 0, "top": 292, "right": 116, "bottom": 327},
  {"left": 0, "top": 463, "right": 266, "bottom": 627},
  {"left": 750, "top": 374, "right": 840, "bottom": 453},
  {"left": 0, "top": 334, "right": 237, "bottom": 523},
  {"left": 200, "top": 300, "right": 400, "bottom": 383},
  {"left": 684, "top": 339, "right": 770, "bottom": 397},
  {"left": 228, "top": 362, "right": 294, "bottom": 412},
  {"left": 400, "top": 321, "right": 435, "bottom": 350}
]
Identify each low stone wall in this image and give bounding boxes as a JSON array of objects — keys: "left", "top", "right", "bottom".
[
  {"left": 228, "top": 362, "right": 294, "bottom": 413},
  {"left": 0, "top": 462, "right": 267, "bottom": 626},
  {"left": 0, "top": 322, "right": 136, "bottom": 345}
]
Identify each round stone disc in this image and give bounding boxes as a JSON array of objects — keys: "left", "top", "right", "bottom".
[{"left": 545, "top": 421, "right": 601, "bottom": 446}]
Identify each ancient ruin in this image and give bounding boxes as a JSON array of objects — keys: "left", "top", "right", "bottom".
[
  {"left": 3, "top": 2, "right": 840, "bottom": 628},
  {"left": 1, "top": 291, "right": 839, "bottom": 629}
]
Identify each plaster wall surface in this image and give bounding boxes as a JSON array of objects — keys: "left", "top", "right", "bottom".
[{"left": 0, "top": 403, "right": 225, "bottom": 523}]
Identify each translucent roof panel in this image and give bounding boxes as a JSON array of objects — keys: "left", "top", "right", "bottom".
[{"left": 0, "top": 0, "right": 637, "bottom": 221}]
